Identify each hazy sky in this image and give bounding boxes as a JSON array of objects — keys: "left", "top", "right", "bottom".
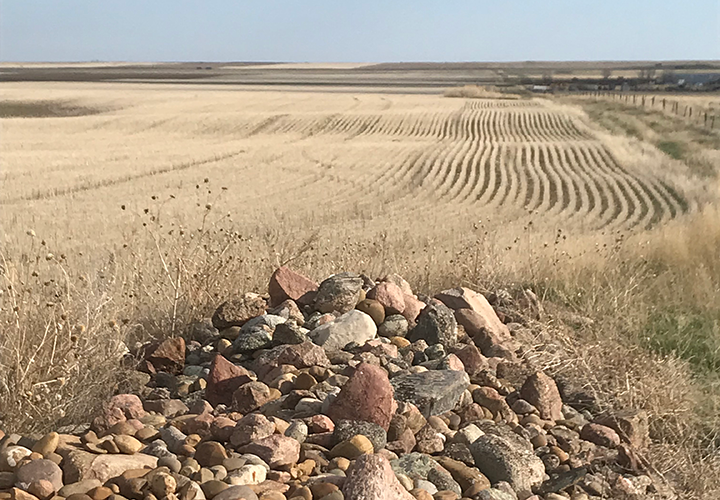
[{"left": 1, "top": 0, "right": 719, "bottom": 62}]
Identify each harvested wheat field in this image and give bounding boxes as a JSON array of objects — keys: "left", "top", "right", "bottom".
[
  {"left": 0, "top": 83, "right": 704, "bottom": 248},
  {"left": 1, "top": 81, "right": 720, "bottom": 499}
]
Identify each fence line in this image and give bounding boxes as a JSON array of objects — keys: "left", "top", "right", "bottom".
[{"left": 574, "top": 91, "right": 718, "bottom": 129}]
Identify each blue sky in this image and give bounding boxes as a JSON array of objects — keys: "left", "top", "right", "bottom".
[{"left": 1, "top": 1, "right": 718, "bottom": 62}]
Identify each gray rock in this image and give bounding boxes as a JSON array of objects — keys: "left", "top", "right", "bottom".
[
  {"left": 314, "top": 273, "right": 364, "bottom": 314},
  {"left": 424, "top": 344, "right": 446, "bottom": 360},
  {"left": 159, "top": 426, "right": 188, "bottom": 454},
  {"left": 272, "top": 322, "right": 309, "bottom": 345},
  {"left": 406, "top": 302, "right": 457, "bottom": 348},
  {"left": 309, "top": 310, "right": 377, "bottom": 351},
  {"left": 427, "top": 466, "right": 462, "bottom": 496},
  {"left": 378, "top": 315, "right": 409, "bottom": 338},
  {"left": 469, "top": 433, "right": 545, "bottom": 498},
  {"left": 333, "top": 420, "right": 387, "bottom": 451},
  {"left": 415, "top": 479, "right": 438, "bottom": 494},
  {"left": 0, "top": 472, "right": 15, "bottom": 490},
  {"left": 241, "top": 314, "right": 286, "bottom": 332},
  {"left": 285, "top": 420, "right": 309, "bottom": 444},
  {"left": 233, "top": 326, "right": 273, "bottom": 353},
  {"left": 158, "top": 456, "right": 183, "bottom": 473},
  {"left": 390, "top": 452, "right": 435, "bottom": 480},
  {"left": 190, "top": 319, "right": 219, "bottom": 343},
  {"left": 391, "top": 370, "right": 470, "bottom": 417}
]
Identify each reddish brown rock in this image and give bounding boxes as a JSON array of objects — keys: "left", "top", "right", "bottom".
[
  {"left": 379, "top": 273, "right": 413, "bottom": 296},
  {"left": 386, "top": 428, "right": 416, "bottom": 455},
  {"left": 27, "top": 480, "right": 54, "bottom": 500},
  {"left": 145, "top": 337, "right": 185, "bottom": 375},
  {"left": 327, "top": 363, "right": 396, "bottom": 431},
  {"left": 580, "top": 423, "right": 621, "bottom": 448},
  {"left": 210, "top": 417, "right": 237, "bottom": 442},
  {"left": 442, "top": 353, "right": 465, "bottom": 372},
  {"left": 402, "top": 294, "right": 426, "bottom": 323},
  {"left": 238, "top": 435, "right": 300, "bottom": 469},
  {"left": 308, "top": 415, "right": 335, "bottom": 434},
  {"left": 206, "top": 354, "right": 254, "bottom": 407},
  {"left": 268, "top": 267, "right": 318, "bottom": 307},
  {"left": 92, "top": 394, "right": 146, "bottom": 433},
  {"left": 435, "top": 287, "right": 492, "bottom": 314},
  {"left": 519, "top": 372, "right": 563, "bottom": 421},
  {"left": 231, "top": 381, "right": 274, "bottom": 414},
  {"left": 342, "top": 453, "right": 415, "bottom": 500},
  {"left": 471, "top": 387, "right": 518, "bottom": 424},
  {"left": 594, "top": 409, "right": 650, "bottom": 449},
  {"left": 451, "top": 344, "right": 488, "bottom": 376},
  {"left": 454, "top": 308, "right": 515, "bottom": 359},
  {"left": 182, "top": 412, "right": 215, "bottom": 437},
  {"left": 212, "top": 293, "right": 267, "bottom": 330},
  {"left": 367, "top": 282, "right": 406, "bottom": 315}
]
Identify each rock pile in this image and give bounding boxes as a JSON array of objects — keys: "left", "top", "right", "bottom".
[{"left": 1, "top": 267, "right": 667, "bottom": 500}]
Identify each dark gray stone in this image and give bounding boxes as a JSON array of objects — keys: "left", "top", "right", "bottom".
[
  {"left": 390, "top": 452, "right": 435, "bottom": 480},
  {"left": 391, "top": 370, "right": 470, "bottom": 417},
  {"left": 272, "top": 322, "right": 308, "bottom": 345},
  {"left": 406, "top": 302, "right": 457, "bottom": 348},
  {"left": 313, "top": 273, "right": 364, "bottom": 314}
]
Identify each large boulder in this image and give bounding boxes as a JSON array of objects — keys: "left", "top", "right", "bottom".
[
  {"left": 327, "top": 363, "right": 395, "bottom": 430},
  {"left": 391, "top": 370, "right": 469, "bottom": 417},
  {"left": 268, "top": 266, "right": 318, "bottom": 307},
  {"left": 205, "top": 354, "right": 254, "bottom": 407},
  {"left": 309, "top": 310, "right": 377, "bottom": 351},
  {"left": 406, "top": 302, "right": 457, "bottom": 348},
  {"left": 343, "top": 453, "right": 415, "bottom": 500},
  {"left": 469, "top": 433, "right": 544, "bottom": 498},
  {"left": 313, "top": 273, "right": 364, "bottom": 314}
]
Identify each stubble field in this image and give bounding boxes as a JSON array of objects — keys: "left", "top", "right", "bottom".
[{"left": 0, "top": 82, "right": 703, "bottom": 253}]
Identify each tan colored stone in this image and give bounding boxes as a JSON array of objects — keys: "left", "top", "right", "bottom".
[{"left": 32, "top": 433, "right": 60, "bottom": 458}]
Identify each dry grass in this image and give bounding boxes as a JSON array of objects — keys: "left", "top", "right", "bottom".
[
  {"left": 444, "top": 84, "right": 520, "bottom": 99},
  {"left": 1, "top": 82, "right": 719, "bottom": 496}
]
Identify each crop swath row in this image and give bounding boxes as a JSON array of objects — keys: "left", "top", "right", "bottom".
[{"left": 276, "top": 99, "right": 688, "bottom": 230}]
